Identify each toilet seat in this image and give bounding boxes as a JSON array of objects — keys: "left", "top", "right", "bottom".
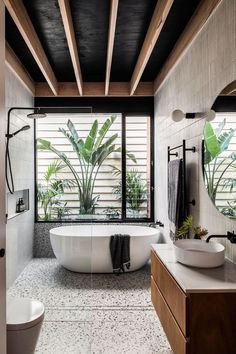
[{"left": 7, "top": 298, "right": 44, "bottom": 331}]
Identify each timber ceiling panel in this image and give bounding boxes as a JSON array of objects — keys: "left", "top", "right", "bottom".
[
  {"left": 23, "top": 0, "right": 75, "bottom": 81},
  {"left": 70, "top": 0, "right": 110, "bottom": 82},
  {"left": 142, "top": 0, "right": 201, "bottom": 80},
  {"left": 110, "top": 0, "right": 157, "bottom": 81},
  {"left": 6, "top": 11, "right": 45, "bottom": 81}
]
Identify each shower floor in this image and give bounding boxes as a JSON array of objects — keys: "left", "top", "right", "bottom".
[{"left": 8, "top": 258, "right": 172, "bottom": 354}]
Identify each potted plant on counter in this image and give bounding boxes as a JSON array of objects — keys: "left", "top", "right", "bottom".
[{"left": 177, "top": 215, "right": 208, "bottom": 240}]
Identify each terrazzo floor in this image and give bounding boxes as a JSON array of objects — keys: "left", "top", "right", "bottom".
[{"left": 8, "top": 259, "right": 172, "bottom": 354}]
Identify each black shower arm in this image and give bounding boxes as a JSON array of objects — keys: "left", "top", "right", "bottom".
[
  {"left": 6, "top": 106, "right": 93, "bottom": 136},
  {"left": 6, "top": 107, "right": 38, "bottom": 137}
]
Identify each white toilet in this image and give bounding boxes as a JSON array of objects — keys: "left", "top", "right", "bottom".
[{"left": 7, "top": 298, "right": 44, "bottom": 354}]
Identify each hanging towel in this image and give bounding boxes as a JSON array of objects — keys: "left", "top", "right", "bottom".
[
  {"left": 168, "top": 159, "right": 185, "bottom": 240},
  {"left": 110, "top": 234, "right": 130, "bottom": 274}
]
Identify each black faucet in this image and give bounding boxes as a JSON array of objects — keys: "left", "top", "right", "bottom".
[
  {"left": 149, "top": 220, "right": 164, "bottom": 228},
  {"left": 206, "top": 231, "right": 236, "bottom": 244}
]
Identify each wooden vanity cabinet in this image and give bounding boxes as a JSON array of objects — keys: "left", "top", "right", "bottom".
[{"left": 151, "top": 250, "right": 236, "bottom": 354}]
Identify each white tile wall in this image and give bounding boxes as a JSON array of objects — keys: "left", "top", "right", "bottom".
[
  {"left": 5, "top": 67, "right": 34, "bottom": 287},
  {"left": 154, "top": 0, "right": 236, "bottom": 262}
]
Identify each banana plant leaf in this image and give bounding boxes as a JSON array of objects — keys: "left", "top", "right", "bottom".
[
  {"left": 204, "top": 122, "right": 221, "bottom": 161},
  {"left": 203, "top": 120, "right": 236, "bottom": 206}
]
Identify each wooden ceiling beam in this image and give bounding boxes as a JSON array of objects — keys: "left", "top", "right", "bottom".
[
  {"left": 130, "top": 0, "right": 174, "bottom": 96},
  {"left": 5, "top": 42, "right": 35, "bottom": 95},
  {"left": 220, "top": 81, "right": 236, "bottom": 96},
  {"left": 35, "top": 82, "right": 153, "bottom": 97},
  {"left": 58, "top": 0, "right": 83, "bottom": 95},
  {"left": 105, "top": 0, "right": 119, "bottom": 96},
  {"left": 154, "top": 0, "right": 223, "bottom": 94},
  {"left": 4, "top": 0, "right": 58, "bottom": 95}
]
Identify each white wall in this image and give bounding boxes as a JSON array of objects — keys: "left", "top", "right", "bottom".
[
  {"left": 5, "top": 67, "right": 34, "bottom": 288},
  {"left": 0, "top": 0, "right": 6, "bottom": 351},
  {"left": 154, "top": 0, "right": 236, "bottom": 261}
]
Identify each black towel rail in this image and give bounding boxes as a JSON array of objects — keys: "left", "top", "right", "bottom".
[{"left": 168, "top": 140, "right": 196, "bottom": 210}]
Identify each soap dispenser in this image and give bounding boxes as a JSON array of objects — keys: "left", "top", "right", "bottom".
[
  {"left": 16, "top": 198, "right": 21, "bottom": 213},
  {"left": 19, "top": 198, "right": 25, "bottom": 212}
]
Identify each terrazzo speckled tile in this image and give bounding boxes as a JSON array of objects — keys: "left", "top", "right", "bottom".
[
  {"left": 9, "top": 258, "right": 172, "bottom": 354},
  {"left": 90, "top": 320, "right": 171, "bottom": 354},
  {"left": 8, "top": 259, "right": 152, "bottom": 307},
  {"left": 44, "top": 307, "right": 156, "bottom": 322},
  {"left": 35, "top": 321, "right": 92, "bottom": 354}
]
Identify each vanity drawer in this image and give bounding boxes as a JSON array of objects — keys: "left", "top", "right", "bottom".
[
  {"left": 151, "top": 277, "right": 188, "bottom": 354},
  {"left": 151, "top": 250, "right": 187, "bottom": 335}
]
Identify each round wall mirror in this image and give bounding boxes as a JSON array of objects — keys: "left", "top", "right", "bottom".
[{"left": 203, "top": 81, "right": 236, "bottom": 220}]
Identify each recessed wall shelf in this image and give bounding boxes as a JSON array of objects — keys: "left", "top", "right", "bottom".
[{"left": 7, "top": 189, "right": 29, "bottom": 221}]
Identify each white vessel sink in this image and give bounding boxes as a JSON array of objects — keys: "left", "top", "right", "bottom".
[{"left": 173, "top": 239, "right": 225, "bottom": 268}]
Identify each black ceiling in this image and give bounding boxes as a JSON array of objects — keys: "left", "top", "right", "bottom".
[{"left": 6, "top": 0, "right": 201, "bottom": 83}]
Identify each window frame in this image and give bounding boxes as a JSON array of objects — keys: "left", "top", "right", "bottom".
[{"left": 34, "top": 110, "right": 154, "bottom": 223}]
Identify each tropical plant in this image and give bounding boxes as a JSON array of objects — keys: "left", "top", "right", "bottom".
[
  {"left": 177, "top": 214, "right": 208, "bottom": 239},
  {"left": 104, "top": 207, "right": 121, "bottom": 219},
  {"left": 203, "top": 119, "right": 236, "bottom": 204},
  {"left": 112, "top": 166, "right": 147, "bottom": 214},
  {"left": 221, "top": 200, "right": 236, "bottom": 219},
  {"left": 176, "top": 215, "right": 193, "bottom": 239},
  {"left": 38, "top": 117, "right": 131, "bottom": 215},
  {"left": 37, "top": 161, "right": 74, "bottom": 221},
  {"left": 54, "top": 203, "right": 71, "bottom": 220}
]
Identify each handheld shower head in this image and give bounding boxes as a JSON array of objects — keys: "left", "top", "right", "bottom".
[
  {"left": 20, "top": 125, "right": 31, "bottom": 132},
  {"left": 5, "top": 125, "right": 30, "bottom": 138},
  {"left": 27, "top": 108, "right": 47, "bottom": 119}
]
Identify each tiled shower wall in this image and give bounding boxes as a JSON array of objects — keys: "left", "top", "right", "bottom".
[
  {"left": 5, "top": 67, "right": 34, "bottom": 287},
  {"left": 154, "top": 0, "right": 236, "bottom": 262}
]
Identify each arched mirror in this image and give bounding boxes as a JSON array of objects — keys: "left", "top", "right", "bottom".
[{"left": 203, "top": 81, "right": 236, "bottom": 220}]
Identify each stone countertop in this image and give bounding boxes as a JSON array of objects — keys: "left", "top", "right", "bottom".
[{"left": 152, "top": 244, "right": 236, "bottom": 293}]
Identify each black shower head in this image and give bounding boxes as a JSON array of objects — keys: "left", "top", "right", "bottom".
[
  {"left": 27, "top": 108, "right": 47, "bottom": 119},
  {"left": 6, "top": 125, "right": 30, "bottom": 138},
  {"left": 20, "top": 125, "right": 30, "bottom": 132}
]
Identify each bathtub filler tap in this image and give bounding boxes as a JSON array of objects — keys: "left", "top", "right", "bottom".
[{"left": 149, "top": 220, "right": 164, "bottom": 228}]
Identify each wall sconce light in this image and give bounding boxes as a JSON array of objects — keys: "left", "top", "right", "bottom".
[{"left": 171, "top": 109, "right": 216, "bottom": 122}]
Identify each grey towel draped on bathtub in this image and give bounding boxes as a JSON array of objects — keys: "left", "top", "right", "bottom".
[
  {"left": 168, "top": 159, "right": 185, "bottom": 240},
  {"left": 110, "top": 234, "right": 130, "bottom": 274}
]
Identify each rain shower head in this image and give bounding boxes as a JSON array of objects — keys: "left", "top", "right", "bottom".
[
  {"left": 6, "top": 125, "right": 30, "bottom": 138},
  {"left": 27, "top": 108, "right": 47, "bottom": 119}
]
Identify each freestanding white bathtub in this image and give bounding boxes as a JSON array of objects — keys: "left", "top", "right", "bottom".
[{"left": 50, "top": 225, "right": 160, "bottom": 273}]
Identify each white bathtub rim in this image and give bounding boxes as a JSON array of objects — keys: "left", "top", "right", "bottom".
[{"left": 49, "top": 225, "right": 159, "bottom": 237}]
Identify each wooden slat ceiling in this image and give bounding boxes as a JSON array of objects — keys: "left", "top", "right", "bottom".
[{"left": 4, "top": 0, "right": 222, "bottom": 97}]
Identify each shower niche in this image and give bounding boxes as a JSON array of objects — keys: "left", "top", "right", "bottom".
[{"left": 7, "top": 189, "right": 29, "bottom": 220}]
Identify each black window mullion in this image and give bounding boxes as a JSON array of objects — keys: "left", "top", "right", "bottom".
[{"left": 121, "top": 114, "right": 126, "bottom": 220}]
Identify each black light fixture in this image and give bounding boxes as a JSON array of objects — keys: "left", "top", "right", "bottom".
[{"left": 171, "top": 109, "right": 216, "bottom": 122}]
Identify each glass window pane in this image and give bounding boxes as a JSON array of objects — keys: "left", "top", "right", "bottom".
[
  {"left": 36, "top": 113, "right": 122, "bottom": 221},
  {"left": 125, "top": 116, "right": 151, "bottom": 219}
]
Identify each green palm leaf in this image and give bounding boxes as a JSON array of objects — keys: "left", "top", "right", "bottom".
[
  {"left": 67, "top": 119, "right": 79, "bottom": 142},
  {"left": 91, "top": 134, "right": 118, "bottom": 165},
  {"left": 218, "top": 128, "right": 235, "bottom": 152},
  {"left": 204, "top": 122, "right": 221, "bottom": 160},
  {"left": 94, "top": 116, "right": 116, "bottom": 149},
  {"left": 44, "top": 161, "right": 64, "bottom": 181},
  {"left": 83, "top": 120, "right": 98, "bottom": 153}
]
